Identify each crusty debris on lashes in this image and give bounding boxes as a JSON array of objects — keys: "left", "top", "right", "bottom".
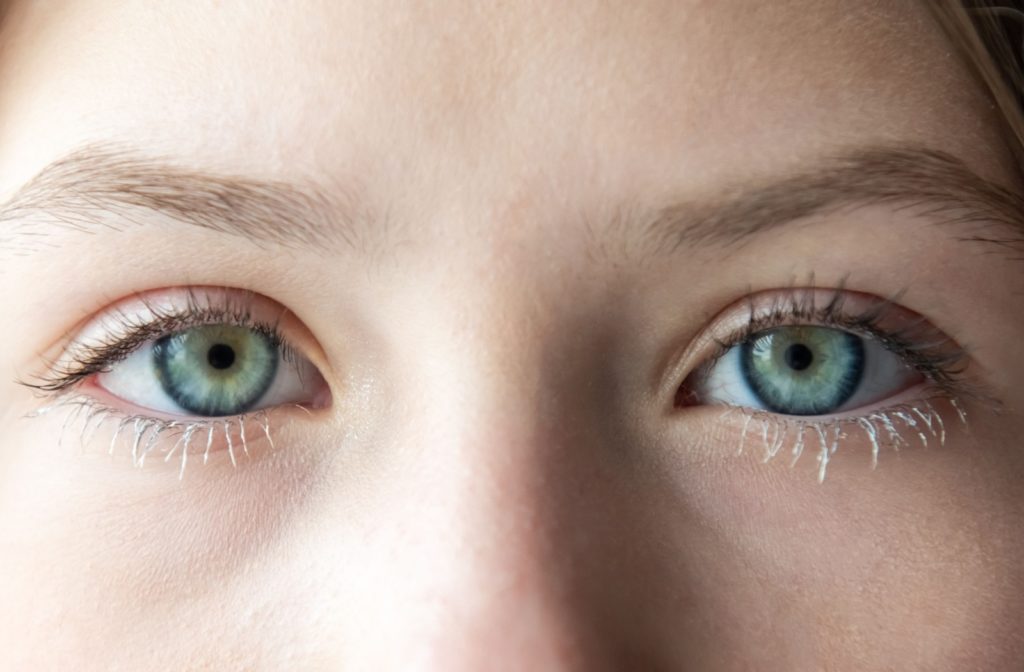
[
  {"left": 31, "top": 395, "right": 282, "bottom": 479},
  {"left": 37, "top": 388, "right": 974, "bottom": 483},
  {"left": 724, "top": 396, "right": 969, "bottom": 483}
]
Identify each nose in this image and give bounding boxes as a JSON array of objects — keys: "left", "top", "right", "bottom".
[
  {"left": 381, "top": 382, "right": 611, "bottom": 669},
  {"left": 310, "top": 299, "right": 633, "bottom": 670},
  {"left": 389, "top": 436, "right": 601, "bottom": 671}
]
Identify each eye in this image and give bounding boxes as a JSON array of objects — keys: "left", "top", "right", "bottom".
[
  {"left": 690, "top": 325, "right": 922, "bottom": 416},
  {"left": 97, "top": 323, "right": 325, "bottom": 417}
]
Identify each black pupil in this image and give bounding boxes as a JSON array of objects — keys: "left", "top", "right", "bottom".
[
  {"left": 784, "top": 343, "right": 814, "bottom": 371},
  {"left": 207, "top": 343, "right": 236, "bottom": 370}
]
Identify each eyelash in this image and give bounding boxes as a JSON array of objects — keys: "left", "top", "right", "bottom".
[
  {"left": 678, "top": 285, "right": 989, "bottom": 481},
  {"left": 21, "top": 285, "right": 992, "bottom": 482},
  {"left": 27, "top": 290, "right": 296, "bottom": 394},
  {"left": 21, "top": 290, "right": 303, "bottom": 477},
  {"left": 685, "top": 285, "right": 970, "bottom": 396}
]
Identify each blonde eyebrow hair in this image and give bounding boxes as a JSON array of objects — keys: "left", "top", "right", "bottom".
[
  {"left": 0, "top": 144, "right": 370, "bottom": 255},
  {"left": 641, "top": 145, "right": 1024, "bottom": 256},
  {"left": 1, "top": 143, "right": 1023, "bottom": 261}
]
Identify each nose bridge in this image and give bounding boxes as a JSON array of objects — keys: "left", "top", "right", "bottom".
[
  {"left": 400, "top": 434, "right": 593, "bottom": 669},
  {"left": 369, "top": 279, "right": 611, "bottom": 667},
  {"left": 406, "top": 301, "right": 567, "bottom": 585}
]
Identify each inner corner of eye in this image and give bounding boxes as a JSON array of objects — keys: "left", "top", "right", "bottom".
[
  {"left": 674, "top": 382, "right": 698, "bottom": 408},
  {"left": 673, "top": 365, "right": 711, "bottom": 408}
]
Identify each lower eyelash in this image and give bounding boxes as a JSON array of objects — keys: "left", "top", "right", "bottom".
[
  {"left": 720, "top": 393, "right": 972, "bottom": 483},
  {"left": 30, "top": 393, "right": 296, "bottom": 478}
]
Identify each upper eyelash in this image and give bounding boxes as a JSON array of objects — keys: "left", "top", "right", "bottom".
[
  {"left": 20, "top": 289, "right": 297, "bottom": 396},
  {"left": 692, "top": 284, "right": 974, "bottom": 399},
  {"left": 19, "top": 284, "right": 993, "bottom": 481},
  {"left": 31, "top": 285, "right": 976, "bottom": 402}
]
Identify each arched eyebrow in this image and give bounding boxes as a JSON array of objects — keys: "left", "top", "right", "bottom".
[
  {"left": 639, "top": 146, "right": 1024, "bottom": 257},
  {"left": 1, "top": 143, "right": 1022, "bottom": 260},
  {"left": 0, "top": 145, "right": 366, "bottom": 255}
]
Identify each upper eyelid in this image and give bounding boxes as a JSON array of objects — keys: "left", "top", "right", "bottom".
[
  {"left": 660, "top": 288, "right": 971, "bottom": 407},
  {"left": 19, "top": 285, "right": 975, "bottom": 408},
  {"left": 31, "top": 287, "right": 267, "bottom": 361},
  {"left": 19, "top": 288, "right": 317, "bottom": 396}
]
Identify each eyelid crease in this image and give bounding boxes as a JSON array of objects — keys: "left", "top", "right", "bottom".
[
  {"left": 17, "top": 287, "right": 303, "bottom": 397},
  {"left": 665, "top": 283, "right": 988, "bottom": 412}
]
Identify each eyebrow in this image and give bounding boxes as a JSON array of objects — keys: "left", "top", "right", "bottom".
[
  {"left": 640, "top": 146, "right": 1024, "bottom": 258},
  {"left": 1, "top": 143, "right": 1022, "bottom": 261},
  {"left": 0, "top": 145, "right": 365, "bottom": 255}
]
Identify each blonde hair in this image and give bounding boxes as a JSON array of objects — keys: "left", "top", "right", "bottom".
[{"left": 930, "top": 1, "right": 1024, "bottom": 169}]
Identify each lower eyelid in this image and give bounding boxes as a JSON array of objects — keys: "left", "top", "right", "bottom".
[
  {"left": 679, "top": 391, "right": 966, "bottom": 482},
  {"left": 40, "top": 390, "right": 306, "bottom": 474}
]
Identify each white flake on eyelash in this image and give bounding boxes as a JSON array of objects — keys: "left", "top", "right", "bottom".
[
  {"left": 32, "top": 396, "right": 285, "bottom": 479},
  {"left": 737, "top": 412, "right": 755, "bottom": 456},
  {"left": 239, "top": 420, "right": 249, "bottom": 457},
  {"left": 137, "top": 422, "right": 163, "bottom": 467},
  {"left": 951, "top": 398, "right": 969, "bottom": 425},
  {"left": 789, "top": 425, "right": 806, "bottom": 467},
  {"left": 56, "top": 400, "right": 85, "bottom": 449},
  {"left": 813, "top": 424, "right": 830, "bottom": 482},
  {"left": 129, "top": 419, "right": 145, "bottom": 466},
  {"left": 225, "top": 419, "right": 237, "bottom": 468},
  {"left": 203, "top": 423, "right": 215, "bottom": 464},
  {"left": 763, "top": 421, "right": 784, "bottom": 462},
  {"left": 730, "top": 398, "right": 965, "bottom": 483}
]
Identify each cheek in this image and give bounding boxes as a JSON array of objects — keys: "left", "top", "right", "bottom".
[
  {"left": 647, "top": 413, "right": 1024, "bottom": 667},
  {"left": 0, "top": 412, "right": 317, "bottom": 666}
]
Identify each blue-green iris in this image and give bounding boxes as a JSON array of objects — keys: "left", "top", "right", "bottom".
[
  {"left": 153, "top": 325, "right": 278, "bottom": 416},
  {"left": 741, "top": 326, "right": 865, "bottom": 415}
]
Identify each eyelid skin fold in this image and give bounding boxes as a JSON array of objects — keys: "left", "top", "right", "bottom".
[
  {"left": 668, "top": 286, "right": 972, "bottom": 408},
  {"left": 29, "top": 287, "right": 328, "bottom": 393}
]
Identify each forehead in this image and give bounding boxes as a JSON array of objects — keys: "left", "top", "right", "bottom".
[{"left": 0, "top": 1, "right": 1004, "bottom": 208}]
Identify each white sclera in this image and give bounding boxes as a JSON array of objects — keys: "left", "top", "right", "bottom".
[
  {"left": 98, "top": 338, "right": 321, "bottom": 417},
  {"left": 698, "top": 331, "right": 920, "bottom": 415}
]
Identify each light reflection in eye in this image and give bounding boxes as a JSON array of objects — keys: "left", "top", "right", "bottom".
[
  {"left": 696, "top": 325, "right": 921, "bottom": 416},
  {"left": 99, "top": 323, "right": 325, "bottom": 418}
]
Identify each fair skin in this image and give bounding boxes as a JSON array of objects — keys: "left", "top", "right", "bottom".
[{"left": 1, "top": 1, "right": 1023, "bottom": 669}]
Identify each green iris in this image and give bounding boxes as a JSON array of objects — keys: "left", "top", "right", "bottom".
[
  {"left": 153, "top": 325, "right": 279, "bottom": 416},
  {"left": 741, "top": 326, "right": 865, "bottom": 415}
]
